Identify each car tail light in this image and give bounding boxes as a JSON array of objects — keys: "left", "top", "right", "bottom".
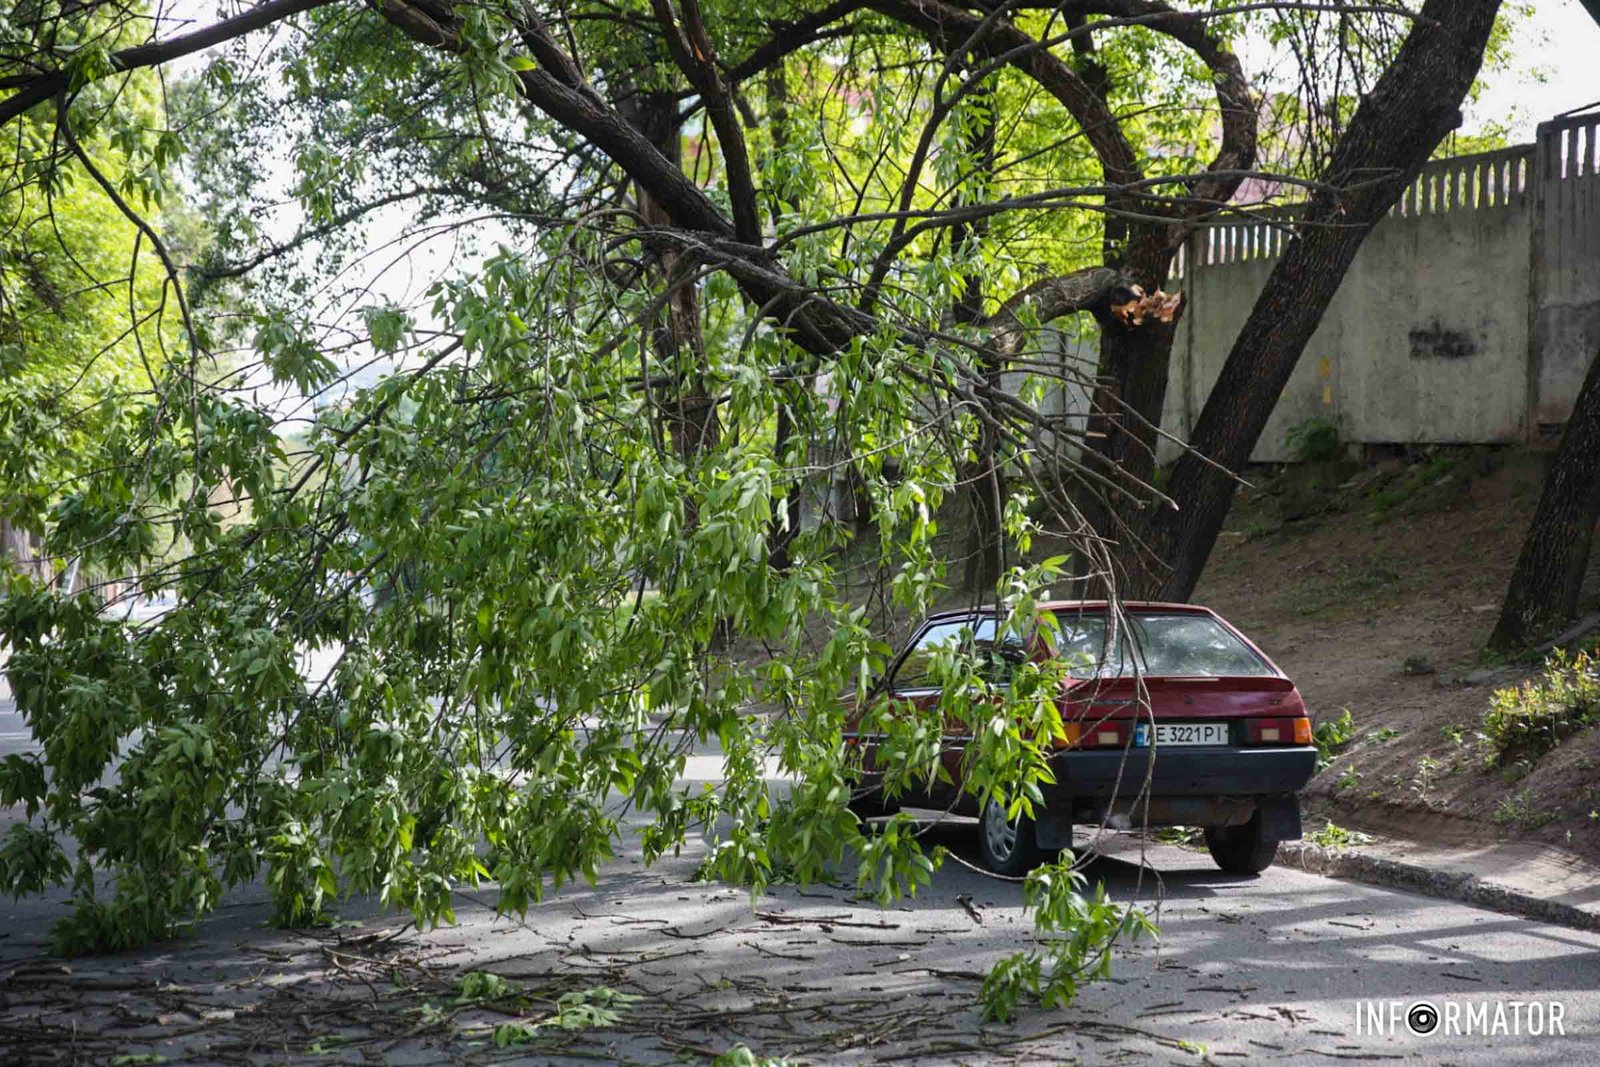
[
  {"left": 1243, "top": 716, "right": 1312, "bottom": 745},
  {"left": 1055, "top": 720, "right": 1131, "bottom": 749},
  {"left": 1086, "top": 722, "right": 1130, "bottom": 747}
]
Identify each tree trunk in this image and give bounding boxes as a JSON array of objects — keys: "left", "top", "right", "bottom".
[
  {"left": 616, "top": 88, "right": 720, "bottom": 517},
  {"left": 1073, "top": 13, "right": 1180, "bottom": 547},
  {"left": 953, "top": 73, "right": 1006, "bottom": 596},
  {"left": 0, "top": 517, "right": 39, "bottom": 579},
  {"left": 1138, "top": 0, "right": 1503, "bottom": 601},
  {"left": 764, "top": 64, "right": 803, "bottom": 572},
  {"left": 1078, "top": 227, "right": 1179, "bottom": 545},
  {"left": 1490, "top": 348, "right": 1600, "bottom": 650}
]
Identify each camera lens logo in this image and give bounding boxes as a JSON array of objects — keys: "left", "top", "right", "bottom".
[{"left": 1407, "top": 1002, "right": 1440, "bottom": 1036}]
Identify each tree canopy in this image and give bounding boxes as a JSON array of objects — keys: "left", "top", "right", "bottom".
[{"left": 0, "top": 0, "right": 1511, "bottom": 1015}]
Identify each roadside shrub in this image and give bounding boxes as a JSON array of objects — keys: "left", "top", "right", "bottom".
[
  {"left": 1284, "top": 417, "right": 1340, "bottom": 463},
  {"left": 1313, "top": 708, "right": 1356, "bottom": 772},
  {"left": 1484, "top": 650, "right": 1600, "bottom": 765}
]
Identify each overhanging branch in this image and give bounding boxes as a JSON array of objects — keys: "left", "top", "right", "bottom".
[{"left": 0, "top": 0, "right": 339, "bottom": 128}]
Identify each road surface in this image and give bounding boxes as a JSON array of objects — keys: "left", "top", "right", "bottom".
[{"left": 2, "top": 682, "right": 1597, "bottom": 1063}]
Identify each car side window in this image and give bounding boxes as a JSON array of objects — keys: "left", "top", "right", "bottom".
[
  {"left": 892, "top": 620, "right": 980, "bottom": 691},
  {"left": 891, "top": 616, "right": 1024, "bottom": 691}
]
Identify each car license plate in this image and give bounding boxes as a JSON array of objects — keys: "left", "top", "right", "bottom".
[{"left": 1139, "top": 722, "right": 1228, "bottom": 747}]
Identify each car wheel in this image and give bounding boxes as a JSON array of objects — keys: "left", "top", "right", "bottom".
[
  {"left": 978, "top": 799, "right": 1046, "bottom": 876},
  {"left": 1204, "top": 813, "right": 1277, "bottom": 875}
]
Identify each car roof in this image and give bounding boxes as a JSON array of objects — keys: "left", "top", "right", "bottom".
[{"left": 923, "top": 600, "right": 1215, "bottom": 622}]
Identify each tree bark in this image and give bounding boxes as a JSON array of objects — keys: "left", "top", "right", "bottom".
[
  {"left": 1490, "top": 347, "right": 1600, "bottom": 650},
  {"left": 952, "top": 73, "right": 1006, "bottom": 595},
  {"left": 764, "top": 63, "right": 803, "bottom": 573},
  {"left": 0, "top": 518, "right": 42, "bottom": 580},
  {"left": 1138, "top": 0, "right": 1504, "bottom": 601},
  {"left": 1080, "top": 226, "right": 1181, "bottom": 540},
  {"left": 615, "top": 89, "right": 720, "bottom": 522},
  {"left": 0, "top": 0, "right": 338, "bottom": 127}
]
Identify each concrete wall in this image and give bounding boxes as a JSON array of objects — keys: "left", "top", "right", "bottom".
[
  {"left": 1533, "top": 114, "right": 1600, "bottom": 428},
  {"left": 1161, "top": 115, "right": 1599, "bottom": 463}
]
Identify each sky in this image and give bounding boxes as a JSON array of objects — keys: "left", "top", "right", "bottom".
[
  {"left": 153, "top": 0, "right": 1598, "bottom": 137},
  {"left": 1472, "top": 1, "right": 1600, "bottom": 137},
  {"left": 150, "top": 0, "right": 1599, "bottom": 414}
]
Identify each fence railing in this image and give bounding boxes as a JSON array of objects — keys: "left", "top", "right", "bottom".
[
  {"left": 1390, "top": 145, "right": 1533, "bottom": 217},
  {"left": 1173, "top": 122, "right": 1600, "bottom": 271},
  {"left": 1542, "top": 111, "right": 1600, "bottom": 181}
]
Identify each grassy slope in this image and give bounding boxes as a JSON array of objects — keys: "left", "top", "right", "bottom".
[{"left": 1193, "top": 447, "right": 1600, "bottom": 864}]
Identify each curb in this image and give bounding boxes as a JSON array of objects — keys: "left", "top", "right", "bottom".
[{"left": 1278, "top": 840, "right": 1600, "bottom": 934}]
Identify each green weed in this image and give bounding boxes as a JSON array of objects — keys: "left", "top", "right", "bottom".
[
  {"left": 1367, "top": 452, "right": 1457, "bottom": 520},
  {"left": 1491, "top": 791, "right": 1556, "bottom": 830},
  {"left": 1284, "top": 417, "right": 1340, "bottom": 463},
  {"left": 1484, "top": 649, "right": 1600, "bottom": 765},
  {"left": 1308, "top": 822, "right": 1373, "bottom": 849},
  {"left": 1314, "top": 709, "right": 1356, "bottom": 772}
]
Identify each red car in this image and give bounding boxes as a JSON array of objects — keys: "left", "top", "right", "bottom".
[{"left": 844, "top": 601, "right": 1316, "bottom": 876}]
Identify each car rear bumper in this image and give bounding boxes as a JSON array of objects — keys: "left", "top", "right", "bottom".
[
  {"left": 1045, "top": 744, "right": 1318, "bottom": 799},
  {"left": 1030, "top": 746, "right": 1315, "bottom": 848}
]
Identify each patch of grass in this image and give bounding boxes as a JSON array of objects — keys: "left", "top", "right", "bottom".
[
  {"left": 1474, "top": 643, "right": 1530, "bottom": 669},
  {"left": 1285, "top": 417, "right": 1340, "bottom": 463},
  {"left": 1367, "top": 451, "right": 1457, "bottom": 520},
  {"left": 1240, "top": 516, "right": 1285, "bottom": 542},
  {"left": 1308, "top": 822, "right": 1374, "bottom": 849},
  {"left": 1368, "top": 727, "right": 1399, "bottom": 743},
  {"left": 1491, "top": 791, "right": 1557, "bottom": 831},
  {"left": 1500, "top": 758, "right": 1535, "bottom": 784},
  {"left": 1335, "top": 764, "right": 1362, "bottom": 792},
  {"left": 1484, "top": 649, "right": 1600, "bottom": 765},
  {"left": 1290, "top": 565, "right": 1400, "bottom": 616}
]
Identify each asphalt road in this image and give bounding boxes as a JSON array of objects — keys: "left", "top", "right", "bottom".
[{"left": 3, "top": 682, "right": 1598, "bottom": 1063}]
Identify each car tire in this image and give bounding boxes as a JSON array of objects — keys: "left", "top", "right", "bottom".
[
  {"left": 979, "top": 799, "right": 1050, "bottom": 876},
  {"left": 1204, "top": 814, "right": 1278, "bottom": 875}
]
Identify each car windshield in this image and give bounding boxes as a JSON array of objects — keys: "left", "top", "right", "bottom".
[{"left": 1049, "top": 612, "right": 1274, "bottom": 678}]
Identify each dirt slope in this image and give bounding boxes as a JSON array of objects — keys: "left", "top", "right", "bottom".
[{"left": 1192, "top": 447, "right": 1600, "bottom": 865}]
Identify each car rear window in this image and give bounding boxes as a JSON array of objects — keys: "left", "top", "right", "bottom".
[{"left": 1050, "top": 612, "right": 1274, "bottom": 678}]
